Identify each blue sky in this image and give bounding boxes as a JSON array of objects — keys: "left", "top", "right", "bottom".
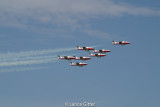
[{"left": 0, "top": 0, "right": 160, "bottom": 107}]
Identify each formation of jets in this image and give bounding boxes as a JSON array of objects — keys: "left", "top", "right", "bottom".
[
  {"left": 58, "top": 55, "right": 91, "bottom": 61},
  {"left": 58, "top": 41, "right": 130, "bottom": 67}
]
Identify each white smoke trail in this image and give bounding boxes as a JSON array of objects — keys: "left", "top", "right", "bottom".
[
  {"left": 1, "top": 55, "right": 57, "bottom": 62},
  {"left": 0, "top": 57, "right": 58, "bottom": 67},
  {"left": 0, "top": 47, "right": 74, "bottom": 67},
  {"left": 0, "top": 47, "right": 75, "bottom": 59},
  {"left": 0, "top": 67, "right": 48, "bottom": 73}
]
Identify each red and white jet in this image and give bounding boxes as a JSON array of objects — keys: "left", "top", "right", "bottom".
[
  {"left": 70, "top": 62, "right": 87, "bottom": 67},
  {"left": 112, "top": 41, "right": 130, "bottom": 45},
  {"left": 93, "top": 49, "right": 111, "bottom": 53},
  {"left": 58, "top": 55, "right": 76, "bottom": 60},
  {"left": 75, "top": 56, "right": 91, "bottom": 61},
  {"left": 76, "top": 46, "right": 95, "bottom": 51},
  {"left": 89, "top": 53, "right": 106, "bottom": 57}
]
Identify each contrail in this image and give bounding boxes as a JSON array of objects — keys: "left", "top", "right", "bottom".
[
  {"left": 0, "top": 47, "right": 75, "bottom": 59},
  {"left": 0, "top": 55, "right": 57, "bottom": 62},
  {"left": 0, "top": 67, "right": 47, "bottom": 73},
  {"left": 0, "top": 47, "right": 74, "bottom": 67},
  {"left": 0, "top": 57, "right": 58, "bottom": 67}
]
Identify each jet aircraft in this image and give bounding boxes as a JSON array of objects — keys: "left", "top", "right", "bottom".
[
  {"left": 75, "top": 56, "right": 91, "bottom": 61},
  {"left": 70, "top": 62, "right": 87, "bottom": 67},
  {"left": 112, "top": 41, "right": 130, "bottom": 45},
  {"left": 93, "top": 49, "right": 111, "bottom": 53},
  {"left": 76, "top": 46, "right": 95, "bottom": 51},
  {"left": 89, "top": 53, "right": 106, "bottom": 57},
  {"left": 58, "top": 55, "right": 76, "bottom": 60}
]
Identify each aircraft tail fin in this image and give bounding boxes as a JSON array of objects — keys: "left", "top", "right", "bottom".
[
  {"left": 76, "top": 46, "right": 79, "bottom": 49},
  {"left": 93, "top": 49, "right": 97, "bottom": 52},
  {"left": 70, "top": 62, "right": 73, "bottom": 65},
  {"left": 112, "top": 41, "right": 116, "bottom": 44}
]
